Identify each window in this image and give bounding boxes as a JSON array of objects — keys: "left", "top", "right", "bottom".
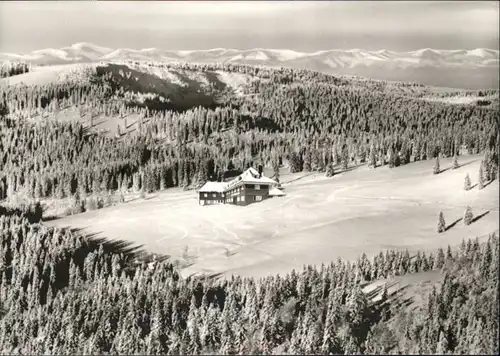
[
  {"left": 255, "top": 185, "right": 260, "bottom": 190},
  {"left": 256, "top": 195, "right": 262, "bottom": 201},
  {"left": 204, "top": 193, "right": 208, "bottom": 197},
  {"left": 212, "top": 193, "right": 216, "bottom": 198},
  {"left": 241, "top": 196, "right": 245, "bottom": 202}
]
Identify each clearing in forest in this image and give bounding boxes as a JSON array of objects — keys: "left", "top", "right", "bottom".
[{"left": 47, "top": 155, "right": 499, "bottom": 279}]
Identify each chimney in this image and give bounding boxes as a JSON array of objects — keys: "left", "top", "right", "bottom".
[{"left": 258, "top": 165, "right": 263, "bottom": 178}]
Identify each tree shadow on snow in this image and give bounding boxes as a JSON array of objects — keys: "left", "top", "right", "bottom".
[
  {"left": 440, "top": 166, "right": 452, "bottom": 174},
  {"left": 337, "top": 165, "right": 359, "bottom": 175},
  {"left": 471, "top": 210, "right": 490, "bottom": 224},
  {"left": 126, "top": 196, "right": 141, "bottom": 203},
  {"left": 483, "top": 180, "right": 496, "bottom": 189},
  {"left": 57, "top": 227, "right": 168, "bottom": 264},
  {"left": 35, "top": 227, "right": 168, "bottom": 304},
  {"left": 360, "top": 282, "right": 414, "bottom": 342},
  {"left": 456, "top": 159, "right": 477, "bottom": 170},
  {"left": 445, "top": 217, "right": 463, "bottom": 231}
]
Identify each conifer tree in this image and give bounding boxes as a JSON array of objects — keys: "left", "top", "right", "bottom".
[
  {"left": 303, "top": 150, "right": 312, "bottom": 172},
  {"left": 438, "top": 211, "right": 446, "bottom": 233},
  {"left": 341, "top": 145, "right": 349, "bottom": 170},
  {"left": 86, "top": 197, "right": 97, "bottom": 211},
  {"left": 478, "top": 161, "right": 485, "bottom": 190},
  {"left": 452, "top": 155, "right": 459, "bottom": 169},
  {"left": 464, "top": 173, "right": 472, "bottom": 191},
  {"left": 464, "top": 205, "right": 473, "bottom": 226},
  {"left": 368, "top": 145, "right": 377, "bottom": 168},
  {"left": 288, "top": 152, "right": 302, "bottom": 173},
  {"left": 273, "top": 160, "right": 280, "bottom": 183},
  {"left": 433, "top": 156, "right": 440, "bottom": 175},
  {"left": 381, "top": 284, "right": 388, "bottom": 302},
  {"left": 325, "top": 163, "right": 335, "bottom": 178},
  {"left": 484, "top": 152, "right": 492, "bottom": 181},
  {"left": 436, "top": 331, "right": 449, "bottom": 355},
  {"left": 388, "top": 146, "right": 396, "bottom": 168},
  {"left": 435, "top": 248, "right": 445, "bottom": 269}
]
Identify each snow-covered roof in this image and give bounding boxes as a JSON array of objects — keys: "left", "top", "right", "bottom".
[
  {"left": 226, "top": 168, "right": 277, "bottom": 189},
  {"left": 246, "top": 167, "right": 260, "bottom": 176},
  {"left": 241, "top": 168, "right": 276, "bottom": 184},
  {"left": 269, "top": 187, "right": 286, "bottom": 196},
  {"left": 199, "top": 168, "right": 277, "bottom": 193},
  {"left": 198, "top": 181, "right": 227, "bottom": 193}
]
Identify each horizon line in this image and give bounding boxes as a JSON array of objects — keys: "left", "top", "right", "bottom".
[{"left": 2, "top": 42, "right": 499, "bottom": 56}]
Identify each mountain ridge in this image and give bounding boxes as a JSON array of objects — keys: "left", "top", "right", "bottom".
[
  {"left": 1, "top": 43, "right": 498, "bottom": 89},
  {"left": 2, "top": 43, "right": 498, "bottom": 65}
]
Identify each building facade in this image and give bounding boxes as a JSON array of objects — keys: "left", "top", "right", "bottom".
[{"left": 198, "top": 167, "right": 283, "bottom": 206}]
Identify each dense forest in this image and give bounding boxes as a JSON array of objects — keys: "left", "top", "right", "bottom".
[
  {"left": 0, "top": 213, "right": 497, "bottom": 354},
  {"left": 0, "top": 60, "right": 499, "bottom": 355},
  {"left": 0, "top": 62, "right": 498, "bottom": 215},
  {"left": 0, "top": 61, "right": 31, "bottom": 79}
]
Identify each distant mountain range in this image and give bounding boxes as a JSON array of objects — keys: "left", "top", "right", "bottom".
[{"left": 1, "top": 43, "right": 498, "bottom": 89}]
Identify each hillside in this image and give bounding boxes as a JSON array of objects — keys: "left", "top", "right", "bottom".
[
  {"left": 1, "top": 60, "right": 498, "bottom": 209},
  {"left": 46, "top": 155, "right": 499, "bottom": 278},
  {"left": 0, "top": 62, "right": 260, "bottom": 136},
  {"left": 0, "top": 52, "right": 498, "bottom": 355},
  {"left": 2, "top": 61, "right": 497, "bottom": 115},
  {"left": 1, "top": 43, "right": 499, "bottom": 89},
  {"left": 1, "top": 210, "right": 498, "bottom": 354}
]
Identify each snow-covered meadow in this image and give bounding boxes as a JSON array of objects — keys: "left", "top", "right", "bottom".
[{"left": 48, "top": 155, "right": 499, "bottom": 279}]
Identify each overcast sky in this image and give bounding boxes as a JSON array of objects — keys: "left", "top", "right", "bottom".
[{"left": 0, "top": 1, "right": 498, "bottom": 53}]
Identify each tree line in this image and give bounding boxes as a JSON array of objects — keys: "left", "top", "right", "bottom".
[
  {"left": 0, "top": 61, "right": 31, "bottom": 79},
  {"left": 0, "top": 62, "right": 498, "bottom": 214},
  {"left": 0, "top": 213, "right": 497, "bottom": 354}
]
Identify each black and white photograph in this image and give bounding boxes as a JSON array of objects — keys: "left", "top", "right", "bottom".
[{"left": 0, "top": 0, "right": 498, "bottom": 354}]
